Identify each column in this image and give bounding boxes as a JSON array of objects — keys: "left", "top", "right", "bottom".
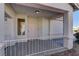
[{"left": 63, "top": 12, "right": 73, "bottom": 49}]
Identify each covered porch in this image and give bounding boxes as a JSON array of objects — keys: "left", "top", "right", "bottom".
[{"left": 0, "top": 3, "right": 73, "bottom": 56}]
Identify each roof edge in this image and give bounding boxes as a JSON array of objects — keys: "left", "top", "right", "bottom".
[{"left": 69, "top": 3, "right": 79, "bottom": 11}]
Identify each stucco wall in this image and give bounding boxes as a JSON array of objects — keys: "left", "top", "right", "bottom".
[
  {"left": 42, "top": 18, "right": 49, "bottom": 39},
  {"left": 4, "top": 4, "right": 17, "bottom": 47},
  {"left": 50, "top": 18, "right": 63, "bottom": 39},
  {"left": 0, "top": 4, "right": 5, "bottom": 56},
  {"left": 5, "top": 4, "right": 16, "bottom": 41},
  {"left": 0, "top": 4, "right": 4, "bottom": 42}
]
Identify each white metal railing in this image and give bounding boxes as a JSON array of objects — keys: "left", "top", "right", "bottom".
[{"left": 3, "top": 35, "right": 64, "bottom": 56}]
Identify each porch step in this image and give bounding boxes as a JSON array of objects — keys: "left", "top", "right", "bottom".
[{"left": 30, "top": 47, "right": 67, "bottom": 56}]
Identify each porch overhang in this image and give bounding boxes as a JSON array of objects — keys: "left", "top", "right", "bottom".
[{"left": 12, "top": 3, "right": 67, "bottom": 13}]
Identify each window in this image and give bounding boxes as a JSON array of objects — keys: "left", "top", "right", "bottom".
[{"left": 17, "top": 18, "right": 25, "bottom": 35}]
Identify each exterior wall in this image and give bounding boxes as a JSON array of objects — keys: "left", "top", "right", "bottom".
[
  {"left": 42, "top": 18, "right": 49, "bottom": 39},
  {"left": 16, "top": 15, "right": 50, "bottom": 40},
  {"left": 0, "top": 4, "right": 4, "bottom": 42},
  {"left": 27, "top": 16, "right": 39, "bottom": 39},
  {"left": 5, "top": 4, "right": 16, "bottom": 46},
  {"left": 50, "top": 17, "right": 63, "bottom": 39},
  {"left": 15, "top": 15, "right": 63, "bottom": 40},
  {"left": 0, "top": 4, "right": 5, "bottom": 56}
]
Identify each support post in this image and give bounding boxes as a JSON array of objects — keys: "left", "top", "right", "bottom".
[{"left": 63, "top": 12, "right": 73, "bottom": 49}]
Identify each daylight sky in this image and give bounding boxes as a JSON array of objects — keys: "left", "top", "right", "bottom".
[{"left": 73, "top": 10, "right": 79, "bottom": 28}]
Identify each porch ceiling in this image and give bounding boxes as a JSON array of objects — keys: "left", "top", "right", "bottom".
[{"left": 10, "top": 3, "right": 63, "bottom": 18}]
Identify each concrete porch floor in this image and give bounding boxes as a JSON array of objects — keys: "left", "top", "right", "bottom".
[{"left": 51, "top": 42, "right": 79, "bottom": 56}]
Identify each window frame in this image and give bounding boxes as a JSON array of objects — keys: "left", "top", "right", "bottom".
[{"left": 16, "top": 15, "right": 27, "bottom": 39}]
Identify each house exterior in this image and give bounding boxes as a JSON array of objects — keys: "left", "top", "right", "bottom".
[{"left": 0, "top": 3, "right": 79, "bottom": 56}]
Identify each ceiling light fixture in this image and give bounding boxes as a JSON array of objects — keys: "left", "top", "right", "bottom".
[{"left": 35, "top": 10, "right": 40, "bottom": 14}]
